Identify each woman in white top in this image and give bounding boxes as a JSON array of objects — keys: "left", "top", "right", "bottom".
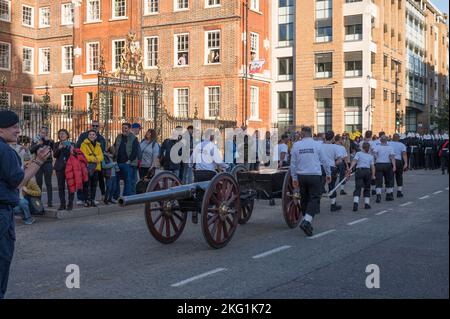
[
  {"left": 139, "top": 129, "right": 160, "bottom": 179},
  {"left": 347, "top": 142, "right": 376, "bottom": 212}
]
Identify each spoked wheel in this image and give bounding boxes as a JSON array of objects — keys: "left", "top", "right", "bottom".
[
  {"left": 231, "top": 165, "right": 254, "bottom": 225},
  {"left": 281, "top": 170, "right": 302, "bottom": 228},
  {"left": 144, "top": 171, "right": 187, "bottom": 244},
  {"left": 201, "top": 173, "right": 241, "bottom": 249},
  {"left": 230, "top": 164, "right": 248, "bottom": 179}
]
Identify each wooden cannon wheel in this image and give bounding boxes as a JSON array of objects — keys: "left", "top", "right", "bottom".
[
  {"left": 281, "top": 170, "right": 302, "bottom": 228},
  {"left": 231, "top": 164, "right": 255, "bottom": 225},
  {"left": 144, "top": 171, "right": 188, "bottom": 244},
  {"left": 201, "top": 173, "right": 241, "bottom": 249}
]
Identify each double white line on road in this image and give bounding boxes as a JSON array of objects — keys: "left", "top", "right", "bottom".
[{"left": 171, "top": 268, "right": 227, "bottom": 287}]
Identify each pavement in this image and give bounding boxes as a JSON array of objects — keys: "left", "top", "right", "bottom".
[{"left": 6, "top": 169, "right": 449, "bottom": 299}]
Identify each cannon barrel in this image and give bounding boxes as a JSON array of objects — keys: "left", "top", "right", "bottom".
[{"left": 118, "top": 181, "right": 211, "bottom": 207}]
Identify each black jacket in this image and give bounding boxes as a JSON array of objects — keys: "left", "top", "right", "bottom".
[
  {"left": 53, "top": 141, "right": 73, "bottom": 172},
  {"left": 159, "top": 138, "right": 181, "bottom": 171}
]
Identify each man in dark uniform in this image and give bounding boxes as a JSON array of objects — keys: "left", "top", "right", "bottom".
[{"left": 0, "top": 110, "right": 51, "bottom": 299}]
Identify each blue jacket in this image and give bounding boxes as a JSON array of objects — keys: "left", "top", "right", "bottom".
[{"left": 0, "top": 137, "right": 25, "bottom": 206}]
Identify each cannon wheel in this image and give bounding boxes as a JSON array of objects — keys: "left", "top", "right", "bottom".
[
  {"left": 231, "top": 165, "right": 254, "bottom": 225},
  {"left": 201, "top": 173, "right": 241, "bottom": 249},
  {"left": 282, "top": 170, "right": 302, "bottom": 228},
  {"left": 144, "top": 171, "right": 187, "bottom": 244}
]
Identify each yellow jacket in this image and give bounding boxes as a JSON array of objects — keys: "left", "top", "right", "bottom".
[
  {"left": 23, "top": 179, "right": 41, "bottom": 197},
  {"left": 80, "top": 139, "right": 104, "bottom": 171}
]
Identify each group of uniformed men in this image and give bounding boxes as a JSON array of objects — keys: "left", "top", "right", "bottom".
[{"left": 291, "top": 127, "right": 448, "bottom": 237}]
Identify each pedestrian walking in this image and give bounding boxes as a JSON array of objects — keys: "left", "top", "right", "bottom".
[
  {"left": 347, "top": 142, "right": 376, "bottom": 212},
  {"left": 290, "top": 127, "right": 331, "bottom": 237},
  {"left": 389, "top": 133, "right": 408, "bottom": 198},
  {"left": 438, "top": 134, "right": 449, "bottom": 175},
  {"left": 334, "top": 135, "right": 350, "bottom": 195},
  {"left": 320, "top": 131, "right": 343, "bottom": 212},
  {"left": 373, "top": 135, "right": 396, "bottom": 203}
]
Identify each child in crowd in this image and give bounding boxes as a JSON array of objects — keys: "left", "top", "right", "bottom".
[{"left": 102, "top": 146, "right": 119, "bottom": 204}]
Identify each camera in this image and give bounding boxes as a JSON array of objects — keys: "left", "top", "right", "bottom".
[{"left": 41, "top": 138, "right": 51, "bottom": 146}]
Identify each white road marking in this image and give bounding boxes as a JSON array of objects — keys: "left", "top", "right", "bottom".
[
  {"left": 308, "top": 229, "right": 336, "bottom": 239},
  {"left": 252, "top": 246, "right": 291, "bottom": 259},
  {"left": 433, "top": 190, "right": 443, "bottom": 195},
  {"left": 171, "top": 268, "right": 227, "bottom": 287},
  {"left": 400, "top": 202, "right": 413, "bottom": 207},
  {"left": 347, "top": 218, "right": 369, "bottom": 226},
  {"left": 419, "top": 195, "right": 430, "bottom": 200},
  {"left": 388, "top": 208, "right": 394, "bottom": 211},
  {"left": 376, "top": 210, "right": 389, "bottom": 216}
]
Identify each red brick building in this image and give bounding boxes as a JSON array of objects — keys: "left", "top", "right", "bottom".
[{"left": 0, "top": 0, "right": 272, "bottom": 131}]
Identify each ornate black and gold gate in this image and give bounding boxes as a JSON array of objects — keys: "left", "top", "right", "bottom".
[{"left": 94, "top": 32, "right": 162, "bottom": 145}]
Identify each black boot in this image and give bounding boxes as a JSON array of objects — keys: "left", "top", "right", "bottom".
[
  {"left": 353, "top": 203, "right": 358, "bottom": 212},
  {"left": 330, "top": 204, "right": 342, "bottom": 212},
  {"left": 364, "top": 204, "right": 371, "bottom": 209},
  {"left": 397, "top": 191, "right": 404, "bottom": 198},
  {"left": 57, "top": 204, "right": 66, "bottom": 211},
  {"left": 376, "top": 194, "right": 381, "bottom": 203},
  {"left": 386, "top": 193, "right": 394, "bottom": 201},
  {"left": 90, "top": 200, "right": 97, "bottom": 207},
  {"left": 372, "top": 189, "right": 377, "bottom": 196},
  {"left": 300, "top": 220, "right": 314, "bottom": 237},
  {"left": 67, "top": 202, "right": 73, "bottom": 211}
]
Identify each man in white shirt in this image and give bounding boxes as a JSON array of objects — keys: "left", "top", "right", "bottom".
[
  {"left": 372, "top": 135, "right": 396, "bottom": 203},
  {"left": 277, "top": 134, "right": 289, "bottom": 168},
  {"left": 192, "top": 133, "right": 228, "bottom": 182},
  {"left": 388, "top": 133, "right": 408, "bottom": 198},
  {"left": 320, "top": 131, "right": 342, "bottom": 212},
  {"left": 290, "top": 127, "right": 331, "bottom": 237},
  {"left": 334, "top": 135, "right": 349, "bottom": 195}
]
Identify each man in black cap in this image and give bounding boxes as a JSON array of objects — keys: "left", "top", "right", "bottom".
[{"left": 0, "top": 110, "right": 51, "bottom": 299}]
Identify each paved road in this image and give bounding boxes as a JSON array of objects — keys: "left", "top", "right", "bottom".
[{"left": 6, "top": 170, "right": 449, "bottom": 299}]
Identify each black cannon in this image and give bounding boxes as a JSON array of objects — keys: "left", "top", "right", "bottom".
[
  {"left": 119, "top": 166, "right": 302, "bottom": 249},
  {"left": 119, "top": 171, "right": 257, "bottom": 249}
]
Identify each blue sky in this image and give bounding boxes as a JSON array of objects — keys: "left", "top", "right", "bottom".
[{"left": 432, "top": 0, "right": 449, "bottom": 15}]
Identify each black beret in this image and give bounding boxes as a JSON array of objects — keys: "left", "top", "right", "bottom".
[{"left": 0, "top": 110, "right": 20, "bottom": 128}]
